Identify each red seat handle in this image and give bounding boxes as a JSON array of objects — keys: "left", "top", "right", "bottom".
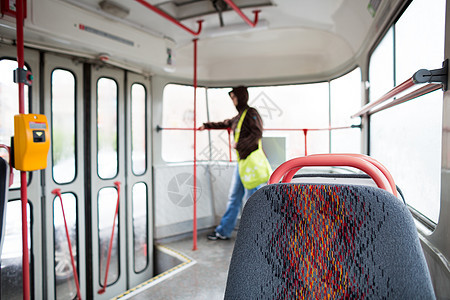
[
  {"left": 269, "top": 154, "right": 394, "bottom": 195},
  {"left": 280, "top": 154, "right": 397, "bottom": 196}
]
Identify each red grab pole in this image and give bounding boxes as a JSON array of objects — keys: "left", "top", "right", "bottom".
[
  {"left": 227, "top": 128, "right": 232, "bottom": 162},
  {"left": 303, "top": 129, "right": 308, "bottom": 156},
  {"left": 192, "top": 38, "right": 198, "bottom": 251},
  {"left": 15, "top": 0, "right": 30, "bottom": 299}
]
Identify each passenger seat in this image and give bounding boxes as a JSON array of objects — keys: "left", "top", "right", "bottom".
[{"left": 224, "top": 154, "right": 435, "bottom": 299}]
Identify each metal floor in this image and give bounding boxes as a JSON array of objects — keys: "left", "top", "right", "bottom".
[{"left": 120, "top": 230, "right": 237, "bottom": 300}]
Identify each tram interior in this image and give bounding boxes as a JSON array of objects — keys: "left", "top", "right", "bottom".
[{"left": 0, "top": 0, "right": 449, "bottom": 299}]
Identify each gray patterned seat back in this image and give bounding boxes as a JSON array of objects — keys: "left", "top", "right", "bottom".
[
  {"left": 225, "top": 183, "right": 435, "bottom": 299},
  {"left": 0, "top": 157, "right": 9, "bottom": 258}
]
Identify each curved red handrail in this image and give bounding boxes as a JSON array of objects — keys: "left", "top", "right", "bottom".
[
  {"left": 269, "top": 154, "right": 393, "bottom": 194},
  {"left": 281, "top": 154, "right": 397, "bottom": 196},
  {"left": 351, "top": 154, "right": 397, "bottom": 196},
  {"left": 52, "top": 189, "right": 82, "bottom": 300},
  {"left": 135, "top": 0, "right": 203, "bottom": 36},
  {"left": 223, "top": 0, "right": 260, "bottom": 27},
  {"left": 98, "top": 181, "right": 121, "bottom": 295}
]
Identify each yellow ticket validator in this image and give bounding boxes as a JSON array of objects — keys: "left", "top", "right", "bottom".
[{"left": 14, "top": 114, "right": 50, "bottom": 171}]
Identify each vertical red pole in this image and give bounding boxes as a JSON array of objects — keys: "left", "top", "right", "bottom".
[
  {"left": 227, "top": 128, "right": 232, "bottom": 162},
  {"left": 192, "top": 38, "right": 198, "bottom": 251},
  {"left": 16, "top": 0, "right": 30, "bottom": 299},
  {"left": 303, "top": 129, "right": 308, "bottom": 156}
]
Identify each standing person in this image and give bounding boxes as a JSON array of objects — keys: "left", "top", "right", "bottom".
[{"left": 198, "top": 86, "right": 270, "bottom": 240}]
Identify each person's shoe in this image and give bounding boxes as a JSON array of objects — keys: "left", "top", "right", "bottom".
[{"left": 207, "top": 231, "right": 229, "bottom": 240}]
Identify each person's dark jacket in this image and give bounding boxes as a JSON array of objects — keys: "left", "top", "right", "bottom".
[{"left": 202, "top": 99, "right": 263, "bottom": 160}]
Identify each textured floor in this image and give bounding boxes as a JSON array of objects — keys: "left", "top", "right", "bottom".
[{"left": 129, "top": 230, "right": 237, "bottom": 300}]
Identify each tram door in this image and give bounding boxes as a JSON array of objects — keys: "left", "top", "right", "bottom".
[
  {"left": 90, "top": 65, "right": 127, "bottom": 299},
  {"left": 42, "top": 53, "right": 87, "bottom": 300},
  {"left": 90, "top": 65, "right": 153, "bottom": 299},
  {"left": 124, "top": 72, "right": 153, "bottom": 288},
  {"left": 42, "top": 57, "right": 152, "bottom": 299}
]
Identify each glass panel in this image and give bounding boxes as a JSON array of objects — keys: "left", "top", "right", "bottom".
[
  {"left": 330, "top": 128, "right": 361, "bottom": 154},
  {"left": 302, "top": 131, "right": 329, "bottom": 157},
  {"left": 131, "top": 84, "right": 147, "bottom": 175},
  {"left": 207, "top": 129, "right": 237, "bottom": 162},
  {"left": 97, "top": 78, "right": 118, "bottom": 179},
  {"left": 1, "top": 201, "right": 31, "bottom": 300},
  {"left": 164, "top": 83, "right": 329, "bottom": 162},
  {"left": 0, "top": 59, "right": 29, "bottom": 188},
  {"left": 98, "top": 187, "right": 119, "bottom": 286},
  {"left": 53, "top": 193, "right": 78, "bottom": 299},
  {"left": 249, "top": 84, "right": 329, "bottom": 129},
  {"left": 205, "top": 84, "right": 330, "bottom": 161},
  {"left": 52, "top": 69, "right": 76, "bottom": 184},
  {"left": 369, "top": 27, "right": 394, "bottom": 102},
  {"left": 249, "top": 84, "right": 329, "bottom": 159},
  {"left": 370, "top": 0, "right": 445, "bottom": 223},
  {"left": 371, "top": 98, "right": 442, "bottom": 222},
  {"left": 132, "top": 183, "right": 148, "bottom": 273},
  {"left": 162, "top": 84, "right": 209, "bottom": 162},
  {"left": 330, "top": 68, "right": 362, "bottom": 153},
  {"left": 207, "top": 87, "right": 237, "bottom": 123},
  {"left": 395, "top": 0, "right": 445, "bottom": 83},
  {"left": 206, "top": 88, "right": 239, "bottom": 162}
]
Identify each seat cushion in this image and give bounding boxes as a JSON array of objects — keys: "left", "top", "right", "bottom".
[
  {"left": 225, "top": 183, "right": 435, "bottom": 299},
  {"left": 0, "top": 157, "right": 9, "bottom": 258}
]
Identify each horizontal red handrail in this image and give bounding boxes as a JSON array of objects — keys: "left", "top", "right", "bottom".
[
  {"left": 268, "top": 154, "right": 392, "bottom": 194},
  {"left": 160, "top": 126, "right": 359, "bottom": 161},
  {"left": 369, "top": 83, "right": 441, "bottom": 115},
  {"left": 159, "top": 127, "right": 197, "bottom": 130},
  {"left": 281, "top": 154, "right": 397, "bottom": 196},
  {"left": 134, "top": 0, "right": 203, "bottom": 36},
  {"left": 223, "top": 0, "right": 260, "bottom": 27},
  {"left": 158, "top": 125, "right": 357, "bottom": 132},
  {"left": 159, "top": 126, "right": 360, "bottom": 162},
  {"left": 352, "top": 77, "right": 416, "bottom": 118},
  {"left": 264, "top": 126, "right": 357, "bottom": 132}
]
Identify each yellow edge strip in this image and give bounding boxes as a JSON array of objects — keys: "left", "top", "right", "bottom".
[{"left": 112, "top": 244, "right": 195, "bottom": 300}]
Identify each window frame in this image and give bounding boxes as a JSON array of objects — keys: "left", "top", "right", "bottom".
[
  {"left": 366, "top": 0, "right": 445, "bottom": 227},
  {"left": 50, "top": 68, "right": 78, "bottom": 185},
  {"left": 96, "top": 76, "right": 119, "bottom": 180},
  {"left": 161, "top": 76, "right": 363, "bottom": 163},
  {"left": 130, "top": 83, "right": 148, "bottom": 176}
]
